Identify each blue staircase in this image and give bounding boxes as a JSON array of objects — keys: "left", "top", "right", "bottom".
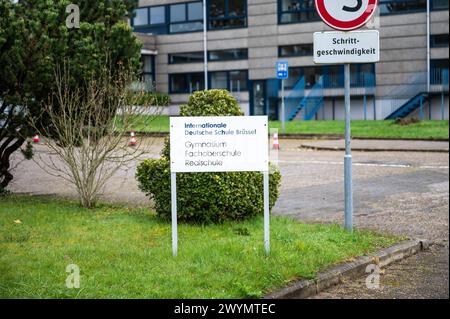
[
  {"left": 284, "top": 77, "right": 305, "bottom": 121},
  {"left": 286, "top": 77, "right": 324, "bottom": 121},
  {"left": 385, "top": 92, "right": 429, "bottom": 120},
  {"left": 302, "top": 96, "right": 324, "bottom": 121}
]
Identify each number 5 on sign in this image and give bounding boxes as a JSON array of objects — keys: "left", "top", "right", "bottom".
[{"left": 315, "top": 0, "right": 378, "bottom": 31}]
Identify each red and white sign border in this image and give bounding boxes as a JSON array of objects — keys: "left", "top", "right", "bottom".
[{"left": 315, "top": 0, "right": 379, "bottom": 31}]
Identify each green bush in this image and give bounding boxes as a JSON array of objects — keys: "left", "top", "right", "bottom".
[{"left": 136, "top": 90, "right": 281, "bottom": 223}]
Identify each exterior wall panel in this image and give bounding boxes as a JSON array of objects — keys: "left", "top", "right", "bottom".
[{"left": 133, "top": 1, "right": 448, "bottom": 119}]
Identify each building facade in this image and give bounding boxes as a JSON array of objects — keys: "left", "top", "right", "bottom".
[{"left": 132, "top": 0, "right": 449, "bottom": 120}]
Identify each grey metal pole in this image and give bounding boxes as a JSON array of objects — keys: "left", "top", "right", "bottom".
[
  {"left": 281, "top": 79, "right": 285, "bottom": 131},
  {"left": 426, "top": 0, "right": 430, "bottom": 95},
  {"left": 171, "top": 172, "right": 178, "bottom": 256},
  {"left": 263, "top": 171, "right": 270, "bottom": 255},
  {"left": 344, "top": 64, "right": 353, "bottom": 232},
  {"left": 203, "top": 0, "right": 208, "bottom": 90},
  {"left": 363, "top": 95, "right": 367, "bottom": 120}
]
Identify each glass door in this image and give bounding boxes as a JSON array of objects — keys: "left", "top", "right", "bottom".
[{"left": 251, "top": 80, "right": 266, "bottom": 115}]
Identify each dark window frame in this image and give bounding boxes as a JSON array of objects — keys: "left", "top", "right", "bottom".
[
  {"left": 209, "top": 69, "right": 249, "bottom": 91},
  {"left": 285, "top": 64, "right": 376, "bottom": 90},
  {"left": 169, "top": 48, "right": 248, "bottom": 64},
  {"left": 132, "top": 7, "right": 150, "bottom": 27},
  {"left": 208, "top": 48, "right": 248, "bottom": 61},
  {"left": 131, "top": 6, "right": 167, "bottom": 27},
  {"left": 169, "top": 70, "right": 249, "bottom": 93},
  {"left": 131, "top": 1, "right": 204, "bottom": 35},
  {"left": 378, "top": 0, "right": 427, "bottom": 16},
  {"left": 169, "top": 1, "right": 204, "bottom": 34},
  {"left": 169, "top": 72, "right": 205, "bottom": 94},
  {"left": 278, "top": 0, "right": 320, "bottom": 25},
  {"left": 278, "top": 43, "right": 314, "bottom": 57},
  {"left": 141, "top": 54, "right": 156, "bottom": 91},
  {"left": 430, "top": 34, "right": 449, "bottom": 48},
  {"left": 208, "top": 0, "right": 248, "bottom": 30},
  {"left": 168, "top": 52, "right": 204, "bottom": 64},
  {"left": 430, "top": 59, "right": 449, "bottom": 85},
  {"left": 431, "top": 0, "right": 449, "bottom": 10}
]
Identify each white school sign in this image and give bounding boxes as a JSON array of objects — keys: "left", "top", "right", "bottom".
[
  {"left": 170, "top": 116, "right": 269, "bottom": 173},
  {"left": 169, "top": 116, "right": 271, "bottom": 257}
]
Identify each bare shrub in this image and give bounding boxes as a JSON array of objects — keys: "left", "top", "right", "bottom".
[{"left": 30, "top": 62, "right": 163, "bottom": 208}]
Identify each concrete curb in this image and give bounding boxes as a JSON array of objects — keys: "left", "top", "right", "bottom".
[
  {"left": 299, "top": 145, "right": 449, "bottom": 153},
  {"left": 132, "top": 131, "right": 343, "bottom": 140},
  {"left": 132, "top": 131, "right": 449, "bottom": 142},
  {"left": 352, "top": 136, "right": 449, "bottom": 142},
  {"left": 263, "top": 239, "right": 430, "bottom": 299}
]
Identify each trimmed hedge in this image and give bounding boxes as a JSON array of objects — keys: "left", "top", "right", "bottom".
[{"left": 136, "top": 90, "right": 281, "bottom": 223}]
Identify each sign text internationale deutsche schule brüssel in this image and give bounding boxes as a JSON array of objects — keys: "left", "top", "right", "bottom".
[{"left": 170, "top": 116, "right": 269, "bottom": 173}]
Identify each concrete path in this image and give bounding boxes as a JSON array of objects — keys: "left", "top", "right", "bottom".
[
  {"left": 300, "top": 139, "right": 449, "bottom": 152},
  {"left": 7, "top": 137, "right": 450, "bottom": 298}
]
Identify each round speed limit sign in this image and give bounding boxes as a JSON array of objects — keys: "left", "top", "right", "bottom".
[{"left": 315, "top": 0, "right": 378, "bottom": 31}]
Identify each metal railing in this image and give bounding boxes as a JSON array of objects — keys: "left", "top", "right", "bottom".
[
  {"left": 378, "top": 72, "right": 428, "bottom": 119},
  {"left": 298, "top": 78, "right": 324, "bottom": 121},
  {"left": 323, "top": 72, "right": 375, "bottom": 89},
  {"left": 430, "top": 68, "right": 449, "bottom": 93}
]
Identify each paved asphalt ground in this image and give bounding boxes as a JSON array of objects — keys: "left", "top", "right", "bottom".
[{"left": 8, "top": 138, "right": 450, "bottom": 299}]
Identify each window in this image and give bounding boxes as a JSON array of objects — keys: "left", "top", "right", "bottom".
[
  {"left": 350, "top": 64, "right": 375, "bottom": 88},
  {"left": 432, "top": 0, "right": 449, "bottom": 10},
  {"left": 150, "top": 6, "right": 166, "bottom": 25},
  {"left": 285, "top": 67, "right": 302, "bottom": 89},
  {"left": 170, "top": 73, "right": 205, "bottom": 93},
  {"left": 133, "top": 6, "right": 166, "bottom": 26},
  {"left": 169, "top": 52, "right": 204, "bottom": 64},
  {"left": 431, "top": 34, "right": 449, "bottom": 48},
  {"left": 431, "top": 59, "right": 449, "bottom": 85},
  {"left": 170, "top": 2, "right": 203, "bottom": 33},
  {"left": 379, "top": 0, "right": 426, "bottom": 15},
  {"left": 211, "top": 72, "right": 228, "bottom": 89},
  {"left": 303, "top": 66, "right": 321, "bottom": 88},
  {"left": 209, "top": 0, "right": 247, "bottom": 30},
  {"left": 141, "top": 55, "right": 155, "bottom": 91},
  {"left": 279, "top": 0, "right": 319, "bottom": 24},
  {"left": 279, "top": 44, "right": 313, "bottom": 57},
  {"left": 132, "top": 2, "right": 209, "bottom": 34},
  {"left": 133, "top": 8, "right": 149, "bottom": 26},
  {"left": 324, "top": 65, "right": 343, "bottom": 88},
  {"left": 208, "top": 48, "right": 248, "bottom": 61},
  {"left": 286, "top": 64, "right": 375, "bottom": 89},
  {"left": 210, "top": 70, "right": 248, "bottom": 91},
  {"left": 188, "top": 2, "right": 203, "bottom": 20},
  {"left": 229, "top": 70, "right": 248, "bottom": 91}
]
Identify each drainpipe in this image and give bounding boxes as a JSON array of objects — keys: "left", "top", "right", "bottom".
[
  {"left": 427, "top": 0, "right": 430, "bottom": 95},
  {"left": 203, "top": 0, "right": 208, "bottom": 90}
]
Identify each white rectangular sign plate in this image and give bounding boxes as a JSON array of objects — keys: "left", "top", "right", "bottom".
[
  {"left": 170, "top": 116, "right": 269, "bottom": 173},
  {"left": 314, "top": 30, "right": 380, "bottom": 64}
]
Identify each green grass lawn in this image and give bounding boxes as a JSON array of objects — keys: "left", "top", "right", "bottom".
[
  {"left": 128, "top": 116, "right": 449, "bottom": 140},
  {"left": 0, "top": 195, "right": 400, "bottom": 299}
]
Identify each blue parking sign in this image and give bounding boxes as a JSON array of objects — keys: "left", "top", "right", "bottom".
[{"left": 276, "top": 61, "right": 289, "bottom": 79}]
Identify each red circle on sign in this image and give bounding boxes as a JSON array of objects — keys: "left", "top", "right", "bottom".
[{"left": 315, "top": 0, "right": 378, "bottom": 31}]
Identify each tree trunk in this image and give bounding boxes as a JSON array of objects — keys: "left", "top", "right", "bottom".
[{"left": 0, "top": 137, "right": 25, "bottom": 189}]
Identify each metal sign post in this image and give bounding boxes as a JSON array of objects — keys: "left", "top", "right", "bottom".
[
  {"left": 344, "top": 64, "right": 353, "bottom": 232},
  {"left": 263, "top": 171, "right": 270, "bottom": 255},
  {"left": 314, "top": 0, "right": 379, "bottom": 232},
  {"left": 171, "top": 171, "right": 270, "bottom": 257},
  {"left": 281, "top": 80, "right": 285, "bottom": 131},
  {"left": 171, "top": 172, "right": 178, "bottom": 256},
  {"left": 276, "top": 61, "right": 289, "bottom": 131}
]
